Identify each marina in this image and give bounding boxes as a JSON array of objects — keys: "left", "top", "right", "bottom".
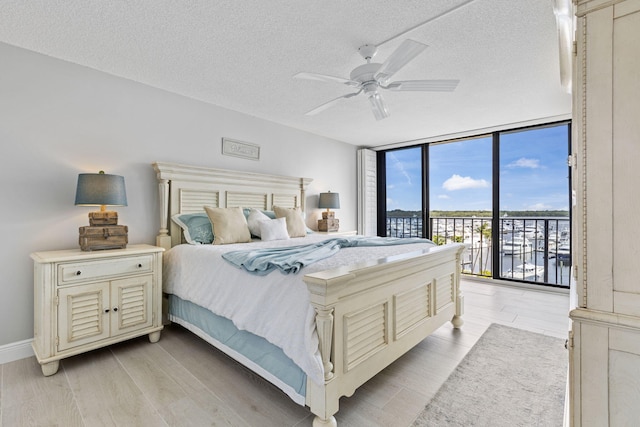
[{"left": 387, "top": 215, "right": 571, "bottom": 287}]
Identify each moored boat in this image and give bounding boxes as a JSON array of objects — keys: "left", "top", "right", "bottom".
[{"left": 507, "top": 262, "right": 545, "bottom": 280}]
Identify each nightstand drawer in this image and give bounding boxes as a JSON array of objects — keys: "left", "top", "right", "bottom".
[{"left": 58, "top": 254, "right": 153, "bottom": 284}]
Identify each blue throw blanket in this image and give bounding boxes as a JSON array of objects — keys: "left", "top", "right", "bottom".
[{"left": 222, "top": 236, "right": 433, "bottom": 276}]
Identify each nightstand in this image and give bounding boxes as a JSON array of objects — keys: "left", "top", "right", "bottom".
[
  {"left": 315, "top": 230, "right": 358, "bottom": 236},
  {"left": 30, "top": 244, "right": 164, "bottom": 376}
]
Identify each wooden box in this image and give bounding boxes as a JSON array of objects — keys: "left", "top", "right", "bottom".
[
  {"left": 79, "top": 225, "right": 128, "bottom": 251},
  {"left": 88, "top": 211, "right": 119, "bottom": 226},
  {"left": 318, "top": 218, "right": 339, "bottom": 232}
]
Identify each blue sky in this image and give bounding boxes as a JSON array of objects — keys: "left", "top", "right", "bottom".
[{"left": 386, "top": 124, "right": 570, "bottom": 212}]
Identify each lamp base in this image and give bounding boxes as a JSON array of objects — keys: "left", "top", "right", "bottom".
[
  {"left": 79, "top": 225, "right": 128, "bottom": 251},
  {"left": 318, "top": 218, "right": 339, "bottom": 232},
  {"left": 322, "top": 211, "right": 335, "bottom": 220},
  {"left": 89, "top": 211, "right": 119, "bottom": 226}
]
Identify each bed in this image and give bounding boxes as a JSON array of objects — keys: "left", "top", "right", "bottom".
[{"left": 153, "top": 161, "right": 465, "bottom": 426}]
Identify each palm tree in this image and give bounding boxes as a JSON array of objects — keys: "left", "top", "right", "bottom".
[{"left": 474, "top": 221, "right": 492, "bottom": 276}]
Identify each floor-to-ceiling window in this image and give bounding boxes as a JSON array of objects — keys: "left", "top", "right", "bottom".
[
  {"left": 430, "top": 137, "right": 493, "bottom": 276},
  {"left": 384, "top": 146, "right": 424, "bottom": 238},
  {"left": 498, "top": 124, "right": 571, "bottom": 286},
  {"left": 380, "top": 121, "right": 571, "bottom": 288}
]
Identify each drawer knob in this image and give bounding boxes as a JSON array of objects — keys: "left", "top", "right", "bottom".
[
  {"left": 75, "top": 271, "right": 82, "bottom": 276},
  {"left": 137, "top": 263, "right": 143, "bottom": 268},
  {"left": 113, "top": 307, "right": 118, "bottom": 312},
  {"left": 104, "top": 309, "right": 110, "bottom": 313}
]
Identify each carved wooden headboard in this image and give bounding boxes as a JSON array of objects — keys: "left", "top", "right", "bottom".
[{"left": 152, "top": 162, "right": 313, "bottom": 249}]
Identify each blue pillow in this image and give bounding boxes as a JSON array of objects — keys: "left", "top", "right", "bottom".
[
  {"left": 243, "top": 208, "right": 276, "bottom": 219},
  {"left": 171, "top": 213, "right": 214, "bottom": 244}
]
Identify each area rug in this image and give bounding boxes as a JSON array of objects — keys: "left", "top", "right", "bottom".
[{"left": 412, "top": 323, "right": 567, "bottom": 426}]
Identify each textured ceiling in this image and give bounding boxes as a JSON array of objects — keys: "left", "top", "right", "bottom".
[{"left": 0, "top": 0, "right": 571, "bottom": 147}]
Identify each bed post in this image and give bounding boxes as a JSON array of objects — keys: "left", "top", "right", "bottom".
[
  {"left": 156, "top": 178, "right": 171, "bottom": 250},
  {"left": 451, "top": 247, "right": 464, "bottom": 328},
  {"left": 300, "top": 178, "right": 306, "bottom": 212},
  {"left": 314, "top": 306, "right": 335, "bottom": 381},
  {"left": 307, "top": 303, "right": 339, "bottom": 427}
]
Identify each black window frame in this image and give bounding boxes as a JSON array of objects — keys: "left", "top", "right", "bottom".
[{"left": 377, "top": 120, "right": 572, "bottom": 288}]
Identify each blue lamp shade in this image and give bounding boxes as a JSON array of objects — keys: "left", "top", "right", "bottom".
[
  {"left": 318, "top": 192, "right": 340, "bottom": 210},
  {"left": 75, "top": 172, "right": 127, "bottom": 207}
]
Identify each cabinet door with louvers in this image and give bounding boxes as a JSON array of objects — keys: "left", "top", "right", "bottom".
[
  {"left": 58, "top": 281, "right": 110, "bottom": 351},
  {"left": 110, "top": 275, "right": 153, "bottom": 336}
]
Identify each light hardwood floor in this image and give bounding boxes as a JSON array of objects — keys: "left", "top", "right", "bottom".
[{"left": 0, "top": 279, "right": 569, "bottom": 427}]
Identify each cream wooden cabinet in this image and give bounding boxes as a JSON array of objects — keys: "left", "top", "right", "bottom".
[
  {"left": 569, "top": 1, "right": 640, "bottom": 425},
  {"left": 31, "top": 244, "right": 164, "bottom": 376}
]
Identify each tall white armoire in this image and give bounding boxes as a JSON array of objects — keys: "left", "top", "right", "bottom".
[{"left": 570, "top": 0, "right": 640, "bottom": 425}]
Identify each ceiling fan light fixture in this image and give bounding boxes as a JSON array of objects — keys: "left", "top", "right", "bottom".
[{"left": 367, "top": 91, "right": 389, "bottom": 120}]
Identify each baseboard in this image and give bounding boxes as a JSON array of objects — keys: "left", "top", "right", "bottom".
[{"left": 0, "top": 339, "right": 34, "bottom": 365}]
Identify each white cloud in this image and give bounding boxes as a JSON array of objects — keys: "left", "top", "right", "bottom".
[
  {"left": 508, "top": 157, "right": 540, "bottom": 169},
  {"left": 442, "top": 174, "right": 489, "bottom": 191},
  {"left": 438, "top": 194, "right": 450, "bottom": 199}
]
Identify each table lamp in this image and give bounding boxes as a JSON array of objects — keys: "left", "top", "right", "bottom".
[
  {"left": 318, "top": 191, "right": 340, "bottom": 232},
  {"left": 75, "top": 171, "right": 129, "bottom": 251}
]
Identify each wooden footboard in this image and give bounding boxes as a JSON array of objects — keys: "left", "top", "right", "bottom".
[{"left": 303, "top": 243, "right": 465, "bottom": 426}]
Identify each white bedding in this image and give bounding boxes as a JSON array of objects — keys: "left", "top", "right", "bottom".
[{"left": 163, "top": 234, "right": 437, "bottom": 385}]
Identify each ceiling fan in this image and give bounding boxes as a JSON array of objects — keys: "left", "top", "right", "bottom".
[{"left": 294, "top": 39, "right": 459, "bottom": 120}]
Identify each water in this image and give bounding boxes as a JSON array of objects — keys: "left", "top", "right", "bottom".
[{"left": 466, "top": 246, "right": 571, "bottom": 286}]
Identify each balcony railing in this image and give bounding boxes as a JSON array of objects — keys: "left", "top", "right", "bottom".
[{"left": 387, "top": 216, "right": 570, "bottom": 288}]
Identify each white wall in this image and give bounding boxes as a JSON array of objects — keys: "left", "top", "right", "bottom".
[{"left": 0, "top": 42, "right": 358, "bottom": 347}]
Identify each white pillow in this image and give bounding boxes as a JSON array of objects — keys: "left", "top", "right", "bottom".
[
  {"left": 247, "top": 208, "right": 271, "bottom": 237},
  {"left": 259, "top": 217, "right": 290, "bottom": 241},
  {"left": 273, "top": 206, "right": 307, "bottom": 238},
  {"left": 204, "top": 206, "right": 251, "bottom": 245}
]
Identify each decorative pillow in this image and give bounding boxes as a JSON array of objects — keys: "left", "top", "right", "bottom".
[
  {"left": 204, "top": 206, "right": 251, "bottom": 245},
  {"left": 259, "top": 217, "right": 290, "bottom": 241},
  {"left": 262, "top": 210, "right": 277, "bottom": 219},
  {"left": 273, "top": 206, "right": 307, "bottom": 238},
  {"left": 243, "top": 208, "right": 276, "bottom": 220},
  {"left": 247, "top": 208, "right": 271, "bottom": 237},
  {"left": 171, "top": 212, "right": 214, "bottom": 244}
]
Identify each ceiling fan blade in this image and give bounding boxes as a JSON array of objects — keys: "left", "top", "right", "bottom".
[
  {"left": 294, "top": 72, "right": 360, "bottom": 88},
  {"left": 374, "top": 39, "right": 428, "bottom": 85},
  {"left": 367, "top": 91, "right": 390, "bottom": 120},
  {"left": 304, "top": 91, "right": 361, "bottom": 116},
  {"left": 385, "top": 79, "right": 460, "bottom": 92}
]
